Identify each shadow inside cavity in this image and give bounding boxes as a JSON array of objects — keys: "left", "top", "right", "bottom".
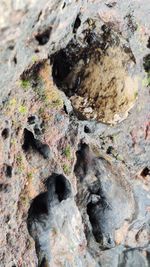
[
  {"left": 35, "top": 28, "right": 52, "bottom": 45},
  {"left": 22, "top": 128, "right": 50, "bottom": 159},
  {"left": 74, "top": 142, "right": 115, "bottom": 249}
]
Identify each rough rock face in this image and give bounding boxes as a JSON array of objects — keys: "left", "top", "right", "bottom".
[
  {"left": 0, "top": 0, "right": 150, "bottom": 267},
  {"left": 75, "top": 143, "right": 135, "bottom": 249}
]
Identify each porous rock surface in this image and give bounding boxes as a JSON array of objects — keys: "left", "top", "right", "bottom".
[{"left": 0, "top": 0, "right": 150, "bottom": 267}]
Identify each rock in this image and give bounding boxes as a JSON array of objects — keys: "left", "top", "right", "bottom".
[
  {"left": 75, "top": 143, "right": 135, "bottom": 251},
  {"left": 22, "top": 128, "right": 51, "bottom": 159},
  {"left": 27, "top": 174, "right": 85, "bottom": 266},
  {"left": 0, "top": 0, "right": 149, "bottom": 266},
  {"left": 52, "top": 28, "right": 138, "bottom": 124},
  {"left": 118, "top": 249, "right": 150, "bottom": 267}
]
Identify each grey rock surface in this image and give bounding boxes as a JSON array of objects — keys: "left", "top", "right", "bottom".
[{"left": 0, "top": 0, "right": 150, "bottom": 266}]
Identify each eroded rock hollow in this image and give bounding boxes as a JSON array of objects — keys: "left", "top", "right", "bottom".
[{"left": 52, "top": 27, "right": 138, "bottom": 124}]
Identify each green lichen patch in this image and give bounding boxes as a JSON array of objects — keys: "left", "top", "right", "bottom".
[
  {"left": 20, "top": 79, "right": 30, "bottom": 91},
  {"left": 18, "top": 105, "right": 28, "bottom": 114},
  {"left": 63, "top": 145, "right": 71, "bottom": 160},
  {"left": 16, "top": 153, "right": 24, "bottom": 173},
  {"left": 63, "top": 164, "right": 71, "bottom": 175}
]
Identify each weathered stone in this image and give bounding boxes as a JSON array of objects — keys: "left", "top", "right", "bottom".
[{"left": 0, "top": 0, "right": 149, "bottom": 266}]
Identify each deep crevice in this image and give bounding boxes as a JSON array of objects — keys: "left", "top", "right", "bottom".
[{"left": 73, "top": 14, "right": 81, "bottom": 34}]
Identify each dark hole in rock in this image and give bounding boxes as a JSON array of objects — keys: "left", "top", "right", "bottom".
[
  {"left": 22, "top": 128, "right": 34, "bottom": 151},
  {"left": 28, "top": 192, "right": 49, "bottom": 217},
  {"left": 28, "top": 115, "right": 36, "bottom": 124},
  {"left": 8, "top": 45, "right": 14, "bottom": 50},
  {"left": 51, "top": 27, "right": 138, "bottom": 124},
  {"left": 84, "top": 125, "right": 92, "bottom": 133},
  {"left": 1, "top": 128, "right": 9, "bottom": 139},
  {"left": 106, "top": 146, "right": 114, "bottom": 155},
  {"left": 27, "top": 192, "right": 51, "bottom": 266},
  {"left": 22, "top": 128, "right": 50, "bottom": 159},
  {"left": 140, "top": 167, "right": 150, "bottom": 177},
  {"left": 55, "top": 174, "right": 71, "bottom": 201},
  {"left": 35, "top": 48, "right": 40, "bottom": 53},
  {"left": 108, "top": 237, "right": 112, "bottom": 244},
  {"left": 13, "top": 56, "right": 17, "bottom": 64},
  {"left": 143, "top": 54, "right": 150, "bottom": 73},
  {"left": 147, "top": 37, "right": 150, "bottom": 49},
  {"left": 46, "top": 173, "right": 72, "bottom": 202},
  {"left": 73, "top": 14, "right": 81, "bottom": 34},
  {"left": 28, "top": 174, "right": 72, "bottom": 223},
  {"left": 52, "top": 50, "right": 73, "bottom": 85},
  {"left": 5, "top": 165, "right": 12, "bottom": 178},
  {"left": 5, "top": 215, "right": 10, "bottom": 223},
  {"left": 35, "top": 28, "right": 52, "bottom": 45}
]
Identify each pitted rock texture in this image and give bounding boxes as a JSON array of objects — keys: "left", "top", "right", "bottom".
[{"left": 0, "top": 0, "right": 150, "bottom": 267}]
